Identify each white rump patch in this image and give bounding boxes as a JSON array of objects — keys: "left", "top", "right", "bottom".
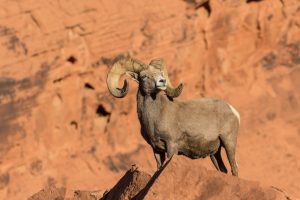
[{"left": 228, "top": 104, "right": 240, "bottom": 125}]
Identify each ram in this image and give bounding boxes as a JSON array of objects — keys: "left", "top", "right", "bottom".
[{"left": 106, "top": 58, "right": 240, "bottom": 176}]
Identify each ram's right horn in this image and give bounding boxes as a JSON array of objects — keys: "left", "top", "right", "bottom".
[{"left": 106, "top": 58, "right": 147, "bottom": 98}]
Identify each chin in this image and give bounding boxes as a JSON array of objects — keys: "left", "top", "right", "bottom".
[{"left": 157, "top": 86, "right": 167, "bottom": 91}]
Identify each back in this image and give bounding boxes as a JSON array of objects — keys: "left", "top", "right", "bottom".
[{"left": 174, "top": 98, "right": 233, "bottom": 140}]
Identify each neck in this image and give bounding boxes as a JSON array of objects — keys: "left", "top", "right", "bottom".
[{"left": 136, "top": 89, "right": 162, "bottom": 120}]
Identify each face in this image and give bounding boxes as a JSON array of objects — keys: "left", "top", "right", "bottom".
[{"left": 139, "top": 66, "right": 167, "bottom": 95}]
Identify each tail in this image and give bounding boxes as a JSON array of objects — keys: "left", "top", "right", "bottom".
[{"left": 227, "top": 104, "right": 240, "bottom": 125}]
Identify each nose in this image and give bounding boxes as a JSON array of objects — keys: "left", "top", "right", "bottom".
[{"left": 159, "top": 79, "right": 166, "bottom": 84}]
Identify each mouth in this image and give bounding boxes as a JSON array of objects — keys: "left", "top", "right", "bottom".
[
  {"left": 156, "top": 84, "right": 167, "bottom": 90},
  {"left": 156, "top": 78, "right": 167, "bottom": 90}
]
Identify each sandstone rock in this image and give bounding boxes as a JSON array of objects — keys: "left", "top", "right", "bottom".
[
  {"left": 137, "top": 157, "right": 291, "bottom": 200},
  {"left": 28, "top": 157, "right": 292, "bottom": 200},
  {"left": 28, "top": 186, "right": 66, "bottom": 200},
  {"left": 103, "top": 165, "right": 151, "bottom": 200},
  {"left": 0, "top": 0, "right": 300, "bottom": 199}
]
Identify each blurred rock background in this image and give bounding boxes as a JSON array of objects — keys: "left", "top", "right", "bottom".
[{"left": 0, "top": 0, "right": 299, "bottom": 199}]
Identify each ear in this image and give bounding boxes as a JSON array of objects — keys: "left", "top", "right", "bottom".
[{"left": 126, "top": 71, "right": 139, "bottom": 82}]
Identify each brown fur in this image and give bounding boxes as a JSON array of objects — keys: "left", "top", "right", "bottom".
[
  {"left": 108, "top": 61, "right": 240, "bottom": 176},
  {"left": 137, "top": 90, "right": 239, "bottom": 176}
]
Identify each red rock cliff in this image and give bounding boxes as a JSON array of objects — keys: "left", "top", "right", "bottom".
[{"left": 0, "top": 0, "right": 299, "bottom": 199}]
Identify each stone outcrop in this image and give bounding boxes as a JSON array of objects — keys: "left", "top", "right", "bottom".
[{"left": 28, "top": 157, "right": 294, "bottom": 200}]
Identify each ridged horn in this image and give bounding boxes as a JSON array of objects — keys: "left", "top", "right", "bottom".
[
  {"left": 107, "top": 58, "right": 147, "bottom": 98},
  {"left": 149, "top": 58, "right": 183, "bottom": 98}
]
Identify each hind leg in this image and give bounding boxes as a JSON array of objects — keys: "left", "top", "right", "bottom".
[
  {"left": 221, "top": 137, "right": 238, "bottom": 176},
  {"left": 215, "top": 146, "right": 228, "bottom": 173},
  {"left": 210, "top": 146, "right": 227, "bottom": 174}
]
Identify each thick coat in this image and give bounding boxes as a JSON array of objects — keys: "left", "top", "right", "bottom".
[{"left": 107, "top": 58, "right": 240, "bottom": 176}]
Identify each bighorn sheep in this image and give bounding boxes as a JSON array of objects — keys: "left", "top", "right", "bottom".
[{"left": 106, "top": 58, "right": 240, "bottom": 176}]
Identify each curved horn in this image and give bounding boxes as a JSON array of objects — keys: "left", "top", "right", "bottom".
[
  {"left": 165, "top": 83, "right": 184, "bottom": 98},
  {"left": 107, "top": 58, "right": 147, "bottom": 98},
  {"left": 149, "top": 58, "right": 183, "bottom": 98}
]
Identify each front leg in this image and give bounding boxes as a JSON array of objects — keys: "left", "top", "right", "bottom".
[
  {"left": 166, "top": 141, "right": 178, "bottom": 158},
  {"left": 153, "top": 149, "right": 166, "bottom": 170}
]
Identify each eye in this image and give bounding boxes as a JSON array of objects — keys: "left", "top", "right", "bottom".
[{"left": 140, "top": 75, "right": 148, "bottom": 80}]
